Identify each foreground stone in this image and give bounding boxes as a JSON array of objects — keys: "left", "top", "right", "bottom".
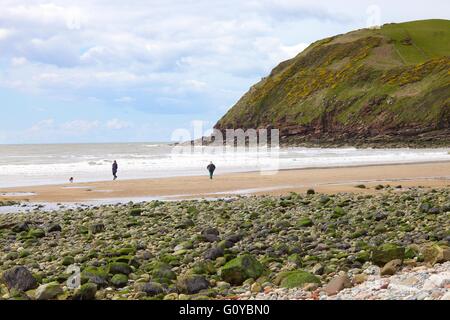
[
  {"left": 276, "top": 270, "right": 321, "bottom": 289},
  {"left": 421, "top": 244, "right": 450, "bottom": 265},
  {"left": 371, "top": 244, "right": 405, "bottom": 266},
  {"left": 73, "top": 283, "right": 97, "bottom": 300},
  {"left": 234, "top": 262, "right": 450, "bottom": 300},
  {"left": 2, "top": 266, "right": 38, "bottom": 292},
  {"left": 177, "top": 274, "right": 210, "bottom": 294},
  {"left": 381, "top": 259, "right": 403, "bottom": 276},
  {"left": 220, "top": 255, "right": 264, "bottom": 285},
  {"left": 35, "top": 282, "right": 63, "bottom": 300},
  {"left": 324, "top": 273, "right": 352, "bottom": 296},
  {"left": 0, "top": 187, "right": 449, "bottom": 300}
]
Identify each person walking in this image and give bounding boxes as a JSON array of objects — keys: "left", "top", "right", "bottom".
[
  {"left": 207, "top": 161, "right": 216, "bottom": 180},
  {"left": 112, "top": 160, "right": 118, "bottom": 180}
]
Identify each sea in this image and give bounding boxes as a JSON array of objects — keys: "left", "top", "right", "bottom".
[{"left": 0, "top": 143, "right": 449, "bottom": 188}]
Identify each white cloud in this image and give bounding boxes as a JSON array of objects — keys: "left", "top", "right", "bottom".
[
  {"left": 115, "top": 96, "right": 135, "bottom": 103},
  {"left": 28, "top": 119, "right": 54, "bottom": 132},
  {"left": 11, "top": 57, "right": 28, "bottom": 66},
  {"left": 4, "top": 3, "right": 85, "bottom": 30},
  {"left": 183, "top": 80, "right": 207, "bottom": 91},
  {"left": 0, "top": 0, "right": 448, "bottom": 117},
  {"left": 60, "top": 120, "right": 100, "bottom": 133},
  {"left": 106, "top": 119, "right": 133, "bottom": 130},
  {"left": 0, "top": 28, "right": 14, "bottom": 40},
  {"left": 26, "top": 118, "right": 133, "bottom": 136}
]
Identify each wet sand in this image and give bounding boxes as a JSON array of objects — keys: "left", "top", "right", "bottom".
[{"left": 0, "top": 162, "right": 449, "bottom": 203}]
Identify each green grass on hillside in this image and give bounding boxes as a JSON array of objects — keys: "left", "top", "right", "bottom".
[
  {"left": 379, "top": 19, "right": 450, "bottom": 65},
  {"left": 215, "top": 19, "right": 450, "bottom": 139}
]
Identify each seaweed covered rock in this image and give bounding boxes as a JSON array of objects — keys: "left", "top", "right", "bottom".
[
  {"left": 177, "top": 274, "right": 210, "bottom": 294},
  {"left": 73, "top": 283, "right": 97, "bottom": 300},
  {"left": 28, "top": 228, "right": 45, "bottom": 238},
  {"left": 89, "top": 223, "right": 105, "bottom": 234},
  {"left": 146, "top": 262, "right": 176, "bottom": 284},
  {"left": 108, "top": 262, "right": 132, "bottom": 275},
  {"left": 35, "top": 282, "right": 63, "bottom": 300},
  {"left": 421, "top": 244, "right": 450, "bottom": 265},
  {"left": 220, "top": 255, "right": 264, "bottom": 285},
  {"left": 81, "top": 266, "right": 109, "bottom": 287},
  {"left": 371, "top": 244, "right": 405, "bottom": 266},
  {"left": 275, "top": 270, "right": 321, "bottom": 289},
  {"left": 111, "top": 274, "right": 128, "bottom": 288}
]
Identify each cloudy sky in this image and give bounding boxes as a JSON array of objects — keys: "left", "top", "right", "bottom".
[{"left": 0, "top": 0, "right": 449, "bottom": 144}]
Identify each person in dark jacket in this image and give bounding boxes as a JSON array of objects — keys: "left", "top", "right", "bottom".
[
  {"left": 112, "top": 161, "right": 118, "bottom": 180},
  {"left": 207, "top": 161, "right": 216, "bottom": 180}
]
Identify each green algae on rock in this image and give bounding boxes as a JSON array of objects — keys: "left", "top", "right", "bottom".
[{"left": 220, "top": 255, "right": 264, "bottom": 285}]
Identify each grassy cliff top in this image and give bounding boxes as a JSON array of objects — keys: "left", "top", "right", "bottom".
[{"left": 215, "top": 19, "right": 450, "bottom": 146}]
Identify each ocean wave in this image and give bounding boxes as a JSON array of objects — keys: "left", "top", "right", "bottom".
[{"left": 0, "top": 147, "right": 449, "bottom": 188}]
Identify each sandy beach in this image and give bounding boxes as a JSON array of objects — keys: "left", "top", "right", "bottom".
[{"left": 1, "top": 161, "right": 449, "bottom": 203}]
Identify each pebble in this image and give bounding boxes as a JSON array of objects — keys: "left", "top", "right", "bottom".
[
  {"left": 1, "top": 188, "right": 449, "bottom": 301},
  {"left": 234, "top": 262, "right": 450, "bottom": 300}
]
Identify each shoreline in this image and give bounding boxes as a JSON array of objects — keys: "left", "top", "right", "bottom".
[
  {"left": 2, "top": 158, "right": 450, "bottom": 190},
  {"left": 0, "top": 161, "right": 449, "bottom": 204}
]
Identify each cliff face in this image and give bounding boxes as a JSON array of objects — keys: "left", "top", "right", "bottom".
[{"left": 214, "top": 20, "right": 450, "bottom": 146}]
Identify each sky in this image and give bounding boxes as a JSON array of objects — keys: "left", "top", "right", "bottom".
[{"left": 0, "top": 0, "right": 449, "bottom": 144}]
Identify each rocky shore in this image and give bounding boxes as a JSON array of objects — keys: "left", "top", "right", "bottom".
[
  {"left": 0, "top": 186, "right": 449, "bottom": 300},
  {"left": 233, "top": 261, "right": 450, "bottom": 300}
]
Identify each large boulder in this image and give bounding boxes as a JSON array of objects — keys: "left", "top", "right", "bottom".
[
  {"left": 141, "top": 282, "right": 164, "bottom": 296},
  {"left": 47, "top": 224, "right": 62, "bottom": 233},
  {"left": 421, "top": 244, "right": 450, "bottom": 265},
  {"left": 28, "top": 228, "right": 45, "bottom": 238},
  {"left": 176, "top": 219, "right": 195, "bottom": 229},
  {"left": 12, "top": 222, "right": 30, "bottom": 233},
  {"left": 204, "top": 247, "right": 224, "bottom": 260},
  {"left": 201, "top": 228, "right": 220, "bottom": 242},
  {"left": 81, "top": 267, "right": 109, "bottom": 287},
  {"left": 381, "top": 259, "right": 403, "bottom": 276},
  {"left": 146, "top": 262, "right": 176, "bottom": 284},
  {"left": 2, "top": 266, "right": 38, "bottom": 292},
  {"left": 371, "top": 243, "right": 405, "bottom": 266},
  {"left": 220, "top": 255, "right": 264, "bottom": 285},
  {"left": 177, "top": 274, "right": 210, "bottom": 294},
  {"left": 35, "top": 282, "right": 63, "bottom": 300},
  {"left": 89, "top": 223, "right": 105, "bottom": 234},
  {"left": 275, "top": 270, "right": 321, "bottom": 289},
  {"left": 324, "top": 273, "right": 352, "bottom": 295},
  {"left": 111, "top": 274, "right": 128, "bottom": 288},
  {"left": 108, "top": 262, "right": 132, "bottom": 275},
  {"left": 72, "top": 283, "right": 97, "bottom": 300},
  {"left": 224, "top": 234, "right": 243, "bottom": 244}
]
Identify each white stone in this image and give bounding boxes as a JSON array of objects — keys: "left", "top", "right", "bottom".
[
  {"left": 422, "top": 273, "right": 450, "bottom": 290},
  {"left": 440, "top": 292, "right": 450, "bottom": 300},
  {"left": 364, "top": 265, "right": 381, "bottom": 275},
  {"left": 387, "top": 283, "right": 420, "bottom": 292}
]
